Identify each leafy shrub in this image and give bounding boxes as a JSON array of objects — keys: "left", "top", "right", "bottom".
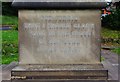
[
  {"left": 102, "top": 9, "right": 120, "bottom": 30},
  {"left": 2, "top": 42, "right": 18, "bottom": 55}
]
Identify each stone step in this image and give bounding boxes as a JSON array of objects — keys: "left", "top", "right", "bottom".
[
  {"left": 11, "top": 64, "right": 108, "bottom": 80},
  {"left": 11, "top": 70, "right": 107, "bottom": 80},
  {"left": 11, "top": 79, "right": 108, "bottom": 82}
]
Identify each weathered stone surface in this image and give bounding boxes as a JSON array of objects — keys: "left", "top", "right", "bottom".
[
  {"left": 12, "top": 64, "right": 105, "bottom": 71},
  {"left": 19, "top": 10, "right": 101, "bottom": 64},
  {"left": 11, "top": 64, "right": 108, "bottom": 80}
]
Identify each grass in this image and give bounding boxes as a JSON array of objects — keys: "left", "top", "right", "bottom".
[
  {"left": 101, "top": 28, "right": 120, "bottom": 46},
  {"left": 2, "top": 30, "right": 18, "bottom": 64},
  {"left": 112, "top": 48, "right": 120, "bottom": 55},
  {"left": 0, "top": 15, "right": 18, "bottom": 30},
  {"left": 2, "top": 53, "right": 18, "bottom": 64},
  {"left": 101, "top": 56, "right": 105, "bottom": 61},
  {"left": 0, "top": 15, "right": 18, "bottom": 25},
  {"left": 101, "top": 28, "right": 120, "bottom": 39},
  {"left": 101, "top": 27, "right": 120, "bottom": 54},
  {"left": 2, "top": 30, "right": 18, "bottom": 42},
  {"left": 0, "top": 15, "right": 18, "bottom": 64}
]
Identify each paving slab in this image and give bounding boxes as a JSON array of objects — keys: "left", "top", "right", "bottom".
[{"left": 101, "top": 50, "right": 119, "bottom": 80}]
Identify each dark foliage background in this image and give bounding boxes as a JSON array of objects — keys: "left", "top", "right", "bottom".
[
  {"left": 2, "top": 2, "right": 18, "bottom": 16},
  {"left": 102, "top": 2, "right": 120, "bottom": 30}
]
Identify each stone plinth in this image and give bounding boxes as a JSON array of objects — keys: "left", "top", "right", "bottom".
[
  {"left": 11, "top": 0, "right": 108, "bottom": 81},
  {"left": 11, "top": 64, "right": 108, "bottom": 80}
]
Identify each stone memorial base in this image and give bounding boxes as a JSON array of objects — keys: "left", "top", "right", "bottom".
[{"left": 11, "top": 64, "right": 108, "bottom": 81}]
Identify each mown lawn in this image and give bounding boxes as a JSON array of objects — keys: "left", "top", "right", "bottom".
[{"left": 0, "top": 15, "right": 18, "bottom": 25}]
